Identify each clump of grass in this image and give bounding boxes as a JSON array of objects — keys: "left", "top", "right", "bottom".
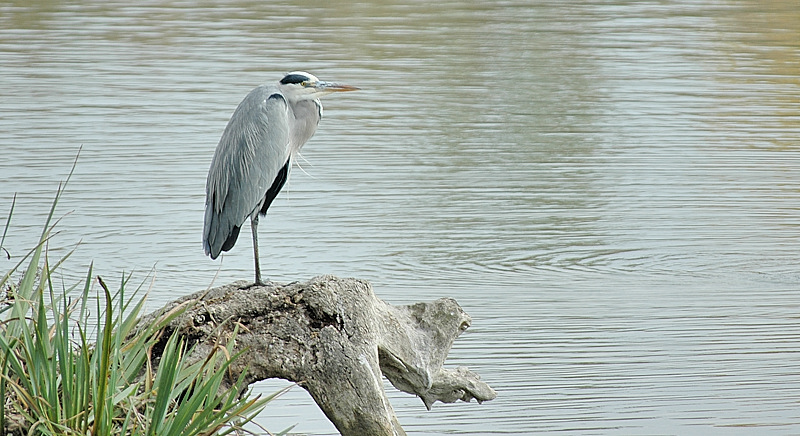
[{"left": 0, "top": 166, "right": 282, "bottom": 435}]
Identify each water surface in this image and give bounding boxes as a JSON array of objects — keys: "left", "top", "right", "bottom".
[{"left": 1, "top": 1, "right": 799, "bottom": 434}]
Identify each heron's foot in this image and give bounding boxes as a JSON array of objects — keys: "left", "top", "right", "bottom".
[{"left": 248, "top": 276, "right": 270, "bottom": 288}]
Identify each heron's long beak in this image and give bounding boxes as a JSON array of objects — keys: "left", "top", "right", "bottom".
[{"left": 316, "top": 81, "right": 360, "bottom": 93}]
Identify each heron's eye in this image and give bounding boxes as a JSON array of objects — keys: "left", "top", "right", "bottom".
[{"left": 300, "top": 81, "right": 309, "bottom": 87}]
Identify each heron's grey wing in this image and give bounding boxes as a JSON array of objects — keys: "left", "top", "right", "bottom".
[{"left": 203, "top": 86, "right": 290, "bottom": 259}]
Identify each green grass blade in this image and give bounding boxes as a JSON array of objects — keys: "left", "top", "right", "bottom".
[
  {"left": 147, "top": 332, "right": 184, "bottom": 436},
  {"left": 93, "top": 275, "right": 115, "bottom": 436},
  {"left": 0, "top": 192, "right": 15, "bottom": 261}
]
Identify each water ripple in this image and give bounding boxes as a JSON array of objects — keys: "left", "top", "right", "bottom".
[{"left": 1, "top": 0, "right": 799, "bottom": 434}]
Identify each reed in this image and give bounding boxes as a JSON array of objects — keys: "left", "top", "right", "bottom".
[{"left": 0, "top": 166, "right": 287, "bottom": 435}]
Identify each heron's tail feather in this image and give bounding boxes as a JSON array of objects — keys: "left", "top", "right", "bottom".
[
  {"left": 203, "top": 198, "right": 243, "bottom": 259},
  {"left": 203, "top": 220, "right": 241, "bottom": 259},
  {"left": 221, "top": 225, "right": 241, "bottom": 253}
]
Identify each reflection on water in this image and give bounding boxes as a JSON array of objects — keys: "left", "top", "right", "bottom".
[{"left": 1, "top": 0, "right": 799, "bottom": 434}]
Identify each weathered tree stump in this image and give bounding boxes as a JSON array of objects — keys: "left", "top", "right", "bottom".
[{"left": 135, "top": 275, "right": 496, "bottom": 435}]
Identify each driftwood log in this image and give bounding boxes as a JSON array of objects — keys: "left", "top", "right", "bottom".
[{"left": 135, "top": 275, "right": 496, "bottom": 435}]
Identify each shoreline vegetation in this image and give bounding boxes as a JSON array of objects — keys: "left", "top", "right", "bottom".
[{"left": 0, "top": 168, "right": 288, "bottom": 435}]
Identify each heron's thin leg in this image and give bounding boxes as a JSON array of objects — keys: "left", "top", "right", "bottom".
[{"left": 251, "top": 215, "right": 264, "bottom": 286}]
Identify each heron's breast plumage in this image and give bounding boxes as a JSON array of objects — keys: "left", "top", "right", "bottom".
[{"left": 287, "top": 99, "right": 322, "bottom": 156}]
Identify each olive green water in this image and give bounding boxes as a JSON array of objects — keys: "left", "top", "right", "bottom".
[{"left": 1, "top": 1, "right": 799, "bottom": 434}]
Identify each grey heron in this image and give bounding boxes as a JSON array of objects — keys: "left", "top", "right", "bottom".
[{"left": 203, "top": 71, "right": 358, "bottom": 285}]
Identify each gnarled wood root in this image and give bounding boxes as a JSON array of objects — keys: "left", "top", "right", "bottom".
[{"left": 135, "top": 275, "right": 496, "bottom": 436}]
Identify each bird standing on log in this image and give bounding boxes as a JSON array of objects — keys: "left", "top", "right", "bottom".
[{"left": 203, "top": 72, "right": 358, "bottom": 285}]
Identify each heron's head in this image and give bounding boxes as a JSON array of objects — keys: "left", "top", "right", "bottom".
[{"left": 279, "top": 71, "right": 359, "bottom": 101}]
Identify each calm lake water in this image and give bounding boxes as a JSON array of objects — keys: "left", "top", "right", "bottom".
[{"left": 2, "top": 0, "right": 800, "bottom": 434}]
